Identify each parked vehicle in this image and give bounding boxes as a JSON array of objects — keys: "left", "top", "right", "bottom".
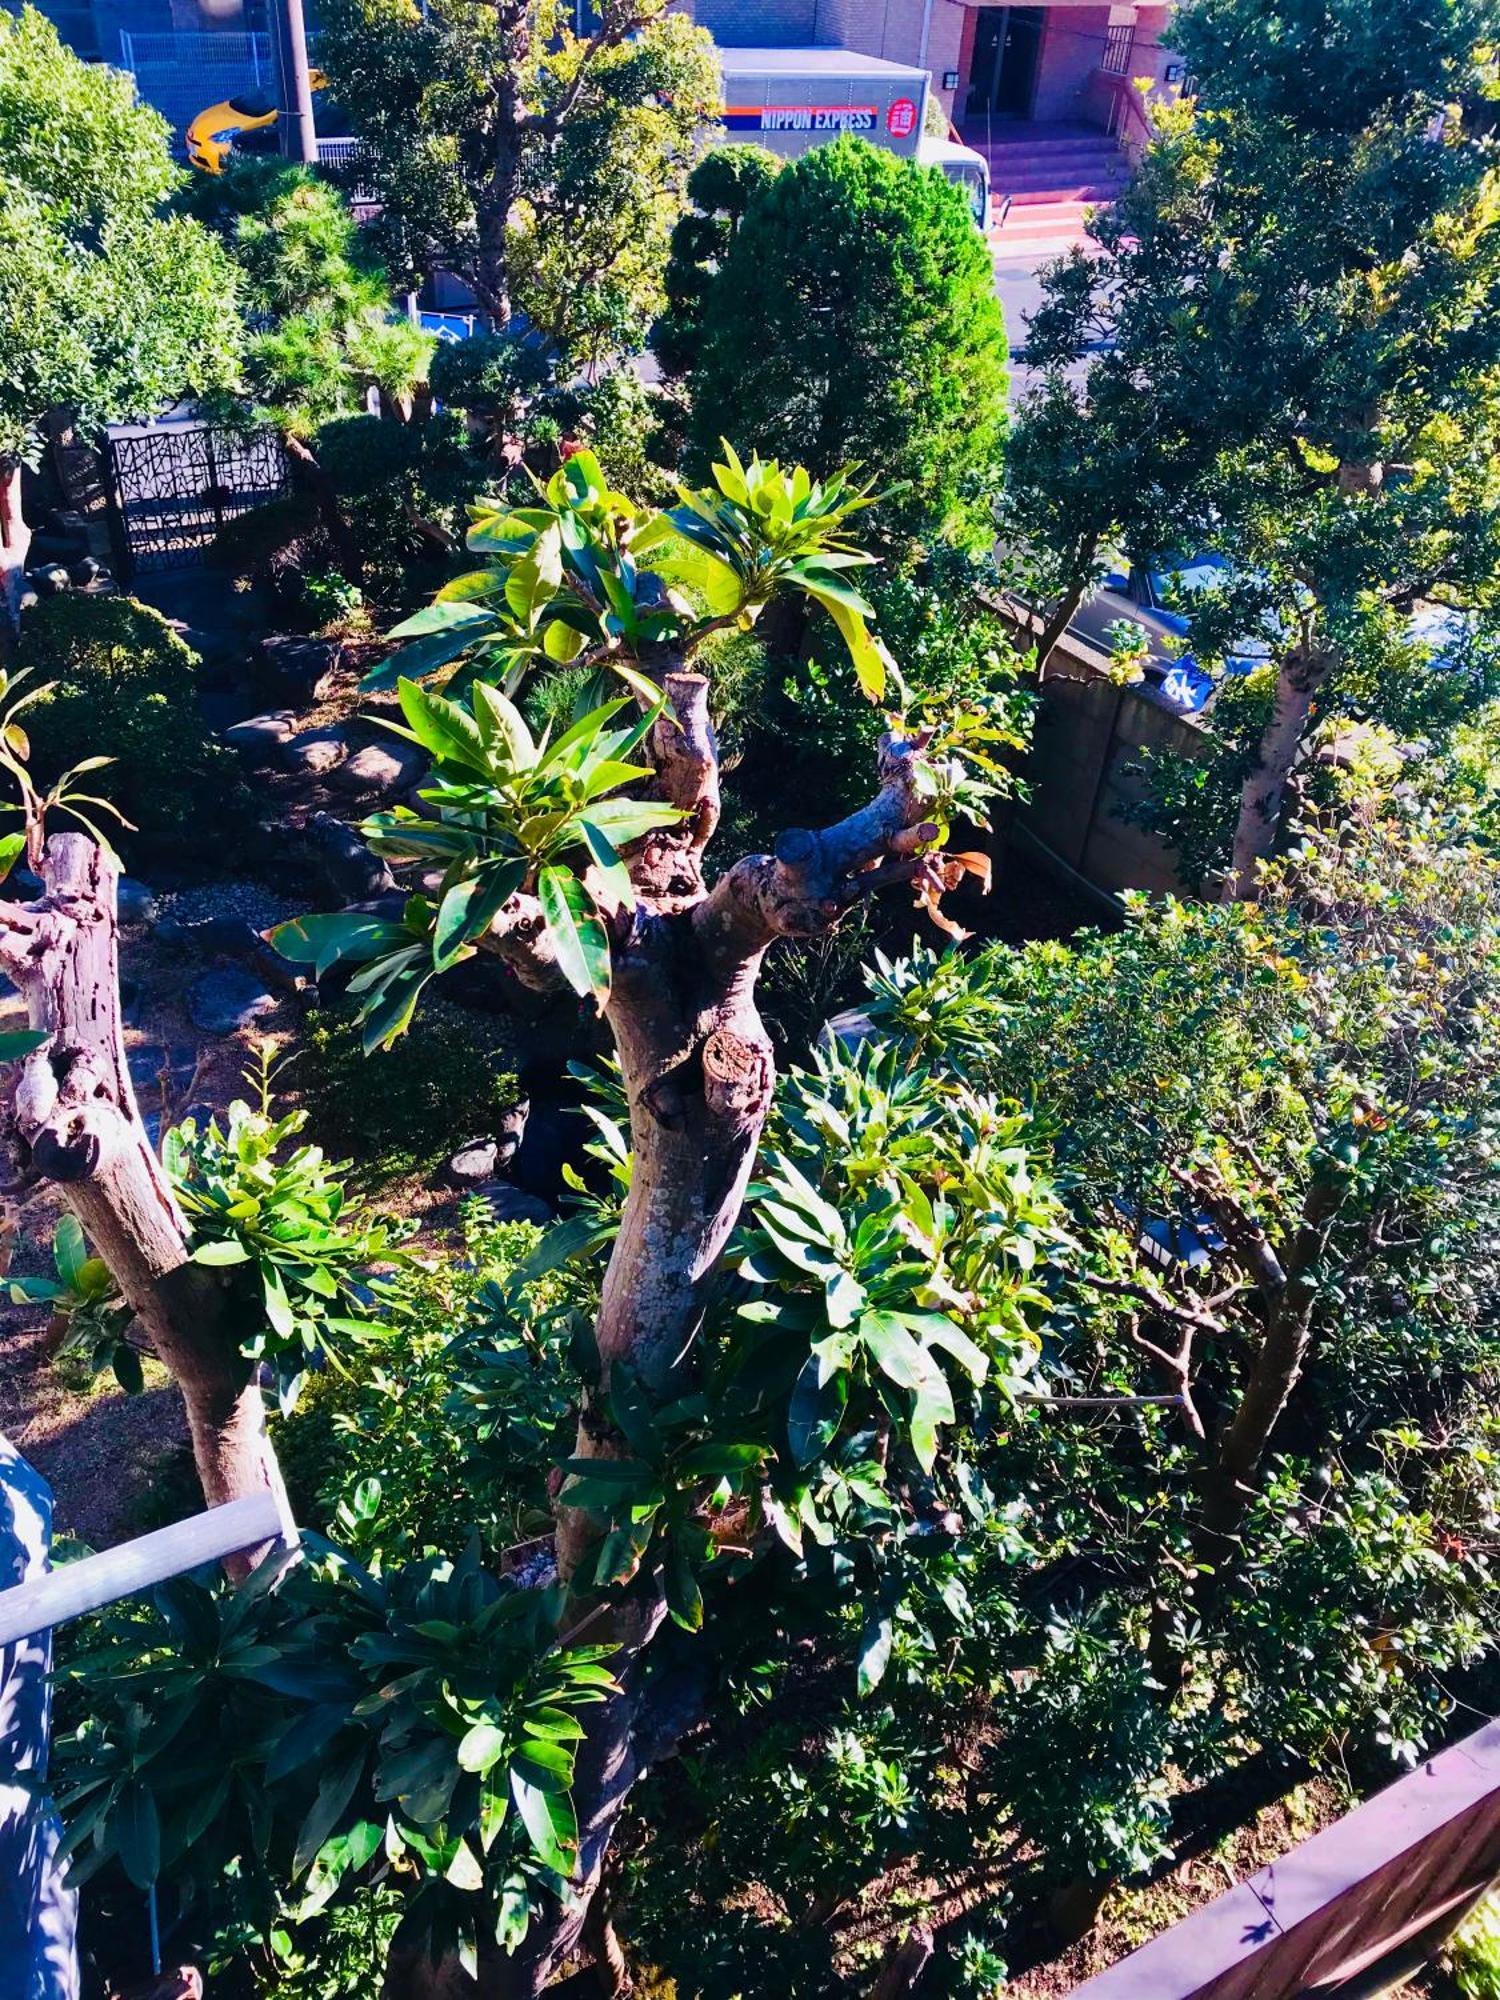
[{"left": 716, "top": 46, "right": 991, "bottom": 229}]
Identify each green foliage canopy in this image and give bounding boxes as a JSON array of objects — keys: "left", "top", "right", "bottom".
[
  {"left": 686, "top": 137, "right": 1009, "bottom": 555},
  {"left": 0, "top": 7, "right": 242, "bottom": 458}
]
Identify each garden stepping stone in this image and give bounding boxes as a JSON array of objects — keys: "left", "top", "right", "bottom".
[
  {"left": 254, "top": 633, "right": 339, "bottom": 705},
  {"left": 281, "top": 727, "right": 349, "bottom": 776},
  {"left": 330, "top": 739, "right": 427, "bottom": 796},
  {"left": 187, "top": 967, "right": 280, "bottom": 1036},
  {"left": 223, "top": 711, "right": 297, "bottom": 768},
  {"left": 116, "top": 877, "right": 155, "bottom": 925}
]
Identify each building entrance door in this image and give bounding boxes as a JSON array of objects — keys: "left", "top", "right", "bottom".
[{"left": 965, "top": 6, "right": 1045, "bottom": 120}]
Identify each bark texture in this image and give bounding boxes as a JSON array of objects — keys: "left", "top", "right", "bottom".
[
  {"left": 1, "top": 835, "right": 287, "bottom": 1545},
  {"left": 1223, "top": 644, "right": 1333, "bottom": 901}
]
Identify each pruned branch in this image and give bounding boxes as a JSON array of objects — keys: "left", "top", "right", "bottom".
[
  {"left": 478, "top": 888, "right": 568, "bottom": 993},
  {"left": 693, "top": 729, "right": 937, "bottom": 972}
]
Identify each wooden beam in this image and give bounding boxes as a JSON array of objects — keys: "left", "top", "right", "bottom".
[{"left": 0, "top": 1492, "right": 298, "bottom": 1648}]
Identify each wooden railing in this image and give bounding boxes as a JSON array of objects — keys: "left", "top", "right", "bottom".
[{"left": 1072, "top": 1718, "right": 1500, "bottom": 1999}]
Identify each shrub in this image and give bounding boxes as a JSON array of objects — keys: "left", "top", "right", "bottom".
[
  {"left": 211, "top": 490, "right": 335, "bottom": 624},
  {"left": 296, "top": 998, "right": 521, "bottom": 1183},
  {"left": 313, "top": 411, "right": 482, "bottom": 605},
  {"left": 686, "top": 137, "right": 1008, "bottom": 555},
  {"left": 274, "top": 1202, "right": 576, "bottom": 1563},
  {"left": 13, "top": 592, "right": 243, "bottom": 846},
  {"left": 428, "top": 328, "right": 553, "bottom": 437}
]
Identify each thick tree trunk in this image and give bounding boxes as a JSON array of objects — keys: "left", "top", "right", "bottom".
[
  {"left": 380, "top": 690, "right": 940, "bottom": 1999},
  {"left": 473, "top": 126, "right": 526, "bottom": 330},
  {"left": 1222, "top": 645, "right": 1333, "bottom": 901},
  {"left": 2, "top": 835, "right": 287, "bottom": 1548},
  {"left": 282, "top": 433, "right": 362, "bottom": 584}
]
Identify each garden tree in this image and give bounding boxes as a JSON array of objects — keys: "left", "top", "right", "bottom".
[
  {"left": 0, "top": 6, "right": 241, "bottom": 617},
  {"left": 266, "top": 445, "right": 1019, "bottom": 1988},
  {"left": 0, "top": 672, "right": 291, "bottom": 1535},
  {"left": 963, "top": 789, "right": 1500, "bottom": 1707},
  {"left": 653, "top": 146, "right": 782, "bottom": 384},
  {"left": 183, "top": 157, "right": 433, "bottom": 432},
  {"left": 1016, "top": 0, "right": 1500, "bottom": 890},
  {"left": 314, "top": 0, "right": 718, "bottom": 356},
  {"left": 686, "top": 138, "right": 1009, "bottom": 555}
]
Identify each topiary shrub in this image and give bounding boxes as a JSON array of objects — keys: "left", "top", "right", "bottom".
[
  {"left": 211, "top": 489, "right": 334, "bottom": 624},
  {"left": 428, "top": 328, "right": 553, "bottom": 441},
  {"left": 13, "top": 592, "right": 244, "bottom": 847},
  {"left": 297, "top": 997, "right": 522, "bottom": 1184},
  {"left": 313, "top": 411, "right": 482, "bottom": 606}
]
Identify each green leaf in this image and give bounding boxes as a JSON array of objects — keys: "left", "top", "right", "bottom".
[
  {"left": 54, "top": 1213, "right": 88, "bottom": 1293},
  {"left": 190, "top": 1239, "right": 252, "bottom": 1267},
  {"left": 537, "top": 866, "right": 611, "bottom": 1004},
  {"left": 0, "top": 1028, "right": 45, "bottom": 1062},
  {"left": 857, "top": 1611, "right": 893, "bottom": 1696},
  {"left": 909, "top": 1367, "right": 955, "bottom": 1475},
  {"left": 543, "top": 618, "right": 586, "bottom": 663},
  {"left": 361, "top": 622, "right": 492, "bottom": 691},
  {"left": 577, "top": 820, "right": 635, "bottom": 912},
  {"left": 472, "top": 682, "right": 536, "bottom": 767},
  {"left": 293, "top": 1742, "right": 365, "bottom": 1876},
  {"left": 859, "top": 1312, "right": 928, "bottom": 1391},
  {"left": 113, "top": 1778, "right": 161, "bottom": 1888},
  {"left": 445, "top": 1838, "right": 484, "bottom": 1892},
  {"left": 511, "top": 1770, "right": 578, "bottom": 1877},
  {"left": 788, "top": 1353, "right": 848, "bottom": 1465},
  {"left": 395, "top": 677, "right": 488, "bottom": 772},
  {"left": 457, "top": 1722, "right": 509, "bottom": 1776},
  {"left": 269, "top": 913, "right": 408, "bottom": 978},
  {"left": 0, "top": 831, "right": 25, "bottom": 883}
]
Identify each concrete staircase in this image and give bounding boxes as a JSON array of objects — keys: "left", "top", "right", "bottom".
[{"left": 966, "top": 124, "right": 1131, "bottom": 261}]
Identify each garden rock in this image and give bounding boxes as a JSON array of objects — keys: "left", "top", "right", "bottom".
[
  {"left": 282, "top": 727, "right": 349, "bottom": 777},
  {"left": 306, "top": 812, "right": 395, "bottom": 902},
  {"left": 475, "top": 1184, "right": 553, "bottom": 1226},
  {"left": 116, "top": 876, "right": 156, "bottom": 925},
  {"left": 224, "top": 711, "right": 297, "bottom": 769},
  {"left": 127, "top": 1043, "right": 199, "bottom": 1098},
  {"left": 187, "top": 967, "right": 279, "bottom": 1036},
  {"left": 254, "top": 633, "right": 338, "bottom": 705},
  {"left": 29, "top": 564, "right": 71, "bottom": 598},
  {"left": 330, "top": 739, "right": 426, "bottom": 797},
  {"left": 443, "top": 1140, "right": 499, "bottom": 1186},
  {"left": 328, "top": 744, "right": 424, "bottom": 796}
]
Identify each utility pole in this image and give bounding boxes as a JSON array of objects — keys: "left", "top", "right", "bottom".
[{"left": 268, "top": 0, "right": 318, "bottom": 164}]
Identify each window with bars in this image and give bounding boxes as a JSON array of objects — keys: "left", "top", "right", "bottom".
[{"left": 1101, "top": 22, "right": 1136, "bottom": 75}]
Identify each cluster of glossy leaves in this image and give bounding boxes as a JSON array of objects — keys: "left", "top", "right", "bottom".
[
  {"left": 8, "top": 1212, "right": 138, "bottom": 1390},
  {"left": 548, "top": 1040, "right": 1067, "bottom": 1667},
  {"left": 273, "top": 678, "right": 684, "bottom": 1040},
  {"left": 365, "top": 443, "right": 895, "bottom": 705},
  {"left": 54, "top": 1540, "right": 617, "bottom": 1974},
  {"left": 164, "top": 1097, "right": 405, "bottom": 1413}
]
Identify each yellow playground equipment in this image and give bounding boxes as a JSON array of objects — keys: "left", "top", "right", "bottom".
[{"left": 186, "top": 69, "right": 327, "bottom": 173}]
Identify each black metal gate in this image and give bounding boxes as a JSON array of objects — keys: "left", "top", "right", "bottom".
[{"left": 104, "top": 422, "right": 289, "bottom": 576}]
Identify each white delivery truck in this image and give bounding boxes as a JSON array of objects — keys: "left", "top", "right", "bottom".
[{"left": 716, "top": 46, "right": 991, "bottom": 230}]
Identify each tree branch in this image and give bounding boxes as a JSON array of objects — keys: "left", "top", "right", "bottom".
[
  {"left": 693, "top": 729, "right": 936, "bottom": 972},
  {"left": 478, "top": 889, "right": 568, "bottom": 992}
]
